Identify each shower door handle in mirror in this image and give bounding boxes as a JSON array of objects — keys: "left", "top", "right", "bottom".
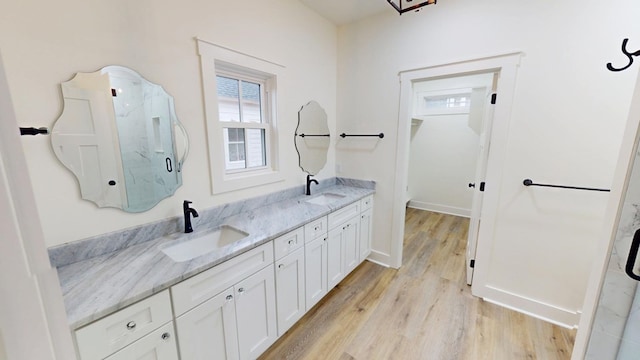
[
  {"left": 166, "top": 157, "right": 173, "bottom": 173},
  {"left": 625, "top": 229, "right": 640, "bottom": 281}
]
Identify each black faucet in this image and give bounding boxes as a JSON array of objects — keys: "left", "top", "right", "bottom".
[
  {"left": 183, "top": 200, "right": 199, "bottom": 233},
  {"left": 306, "top": 174, "right": 319, "bottom": 196}
]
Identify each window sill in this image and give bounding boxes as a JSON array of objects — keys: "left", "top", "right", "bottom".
[{"left": 212, "top": 169, "right": 284, "bottom": 194}]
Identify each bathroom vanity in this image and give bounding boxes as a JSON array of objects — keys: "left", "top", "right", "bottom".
[{"left": 52, "top": 181, "right": 374, "bottom": 360}]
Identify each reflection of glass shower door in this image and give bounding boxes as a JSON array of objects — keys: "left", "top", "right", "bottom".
[{"left": 586, "top": 150, "right": 640, "bottom": 359}]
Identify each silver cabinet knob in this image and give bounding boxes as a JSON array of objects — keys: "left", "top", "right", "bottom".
[
  {"left": 238, "top": 287, "right": 245, "bottom": 293},
  {"left": 226, "top": 294, "right": 233, "bottom": 301},
  {"left": 126, "top": 321, "right": 136, "bottom": 330},
  {"left": 288, "top": 239, "right": 294, "bottom": 245},
  {"left": 278, "top": 264, "right": 284, "bottom": 269},
  {"left": 161, "top": 332, "right": 170, "bottom": 340}
]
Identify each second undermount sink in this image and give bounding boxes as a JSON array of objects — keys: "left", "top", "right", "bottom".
[
  {"left": 305, "top": 192, "right": 345, "bottom": 206},
  {"left": 159, "top": 225, "right": 249, "bottom": 262}
]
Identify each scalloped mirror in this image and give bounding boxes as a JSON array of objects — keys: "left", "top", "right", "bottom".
[
  {"left": 294, "top": 101, "right": 330, "bottom": 175},
  {"left": 51, "top": 66, "right": 188, "bottom": 212}
]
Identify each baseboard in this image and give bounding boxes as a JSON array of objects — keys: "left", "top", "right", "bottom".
[
  {"left": 477, "top": 285, "right": 580, "bottom": 328},
  {"left": 407, "top": 200, "right": 471, "bottom": 218},
  {"left": 367, "top": 250, "right": 394, "bottom": 268}
]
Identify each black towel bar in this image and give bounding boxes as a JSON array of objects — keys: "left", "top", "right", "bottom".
[
  {"left": 297, "top": 133, "right": 330, "bottom": 137},
  {"left": 523, "top": 179, "right": 610, "bottom": 192},
  {"left": 339, "top": 133, "right": 384, "bottom": 138},
  {"left": 20, "top": 127, "right": 49, "bottom": 136}
]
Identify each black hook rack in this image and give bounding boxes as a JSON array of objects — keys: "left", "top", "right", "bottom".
[
  {"left": 297, "top": 133, "right": 330, "bottom": 137},
  {"left": 339, "top": 133, "right": 384, "bottom": 138},
  {"left": 523, "top": 179, "right": 610, "bottom": 192},
  {"left": 20, "top": 127, "right": 49, "bottom": 136}
]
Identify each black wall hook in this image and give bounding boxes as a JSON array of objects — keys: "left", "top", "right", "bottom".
[{"left": 607, "top": 38, "right": 640, "bottom": 72}]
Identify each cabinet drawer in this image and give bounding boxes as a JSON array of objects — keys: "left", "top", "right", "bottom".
[
  {"left": 273, "top": 227, "right": 304, "bottom": 260},
  {"left": 360, "top": 195, "right": 373, "bottom": 211},
  {"left": 171, "top": 242, "right": 274, "bottom": 316},
  {"left": 105, "top": 321, "right": 178, "bottom": 360},
  {"left": 75, "top": 290, "right": 172, "bottom": 360},
  {"left": 304, "top": 216, "right": 328, "bottom": 243},
  {"left": 328, "top": 202, "right": 360, "bottom": 230}
]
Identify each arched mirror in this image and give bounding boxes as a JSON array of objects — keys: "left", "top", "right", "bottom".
[
  {"left": 51, "top": 66, "right": 188, "bottom": 212},
  {"left": 294, "top": 101, "right": 330, "bottom": 175}
]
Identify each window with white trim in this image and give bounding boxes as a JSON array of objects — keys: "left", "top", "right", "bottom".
[{"left": 198, "top": 39, "right": 283, "bottom": 194}]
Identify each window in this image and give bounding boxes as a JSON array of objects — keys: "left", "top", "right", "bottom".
[
  {"left": 415, "top": 88, "right": 472, "bottom": 116},
  {"left": 198, "top": 39, "right": 283, "bottom": 194}
]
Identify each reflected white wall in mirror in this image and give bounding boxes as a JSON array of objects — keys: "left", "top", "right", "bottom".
[
  {"left": 51, "top": 66, "right": 188, "bottom": 212},
  {"left": 295, "top": 101, "right": 330, "bottom": 175}
]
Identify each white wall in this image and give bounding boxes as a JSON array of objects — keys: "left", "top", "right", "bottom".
[
  {"left": 336, "top": 0, "right": 640, "bottom": 324},
  {"left": 0, "top": 0, "right": 337, "bottom": 247}
]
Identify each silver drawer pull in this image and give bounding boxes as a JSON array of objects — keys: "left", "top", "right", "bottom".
[
  {"left": 226, "top": 294, "right": 233, "bottom": 301},
  {"left": 161, "top": 332, "right": 171, "bottom": 340},
  {"left": 126, "top": 321, "right": 136, "bottom": 330}
]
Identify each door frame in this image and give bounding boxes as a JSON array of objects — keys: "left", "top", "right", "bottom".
[
  {"left": 390, "top": 52, "right": 522, "bottom": 279},
  {"left": 571, "top": 66, "right": 640, "bottom": 359},
  {"left": 0, "top": 51, "right": 77, "bottom": 359}
]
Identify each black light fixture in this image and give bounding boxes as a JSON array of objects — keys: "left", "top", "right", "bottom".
[{"left": 387, "top": 0, "right": 437, "bottom": 15}]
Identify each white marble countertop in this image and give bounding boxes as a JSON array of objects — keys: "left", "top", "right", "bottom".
[{"left": 56, "top": 185, "right": 374, "bottom": 330}]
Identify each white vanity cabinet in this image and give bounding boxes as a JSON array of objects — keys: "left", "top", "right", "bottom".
[
  {"left": 359, "top": 195, "right": 373, "bottom": 262},
  {"left": 304, "top": 217, "right": 328, "bottom": 310},
  {"left": 73, "top": 290, "right": 175, "bottom": 360},
  {"left": 172, "top": 242, "right": 277, "bottom": 360},
  {"left": 327, "top": 202, "right": 360, "bottom": 289},
  {"left": 273, "top": 228, "right": 306, "bottom": 336}
]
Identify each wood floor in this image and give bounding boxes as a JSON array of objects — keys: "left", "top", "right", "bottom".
[{"left": 259, "top": 208, "right": 576, "bottom": 360}]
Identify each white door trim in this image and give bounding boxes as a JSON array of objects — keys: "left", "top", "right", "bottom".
[
  {"left": 0, "top": 51, "right": 77, "bottom": 359},
  {"left": 571, "top": 67, "right": 640, "bottom": 359},
  {"left": 391, "top": 52, "right": 522, "bottom": 275}
]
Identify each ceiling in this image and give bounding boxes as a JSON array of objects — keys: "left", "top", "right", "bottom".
[{"left": 298, "top": 0, "right": 392, "bottom": 25}]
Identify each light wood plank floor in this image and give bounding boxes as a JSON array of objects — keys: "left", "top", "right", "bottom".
[{"left": 260, "top": 209, "right": 576, "bottom": 360}]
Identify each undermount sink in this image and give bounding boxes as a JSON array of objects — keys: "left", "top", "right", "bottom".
[
  {"left": 159, "top": 226, "right": 249, "bottom": 262},
  {"left": 305, "top": 192, "right": 345, "bottom": 206}
]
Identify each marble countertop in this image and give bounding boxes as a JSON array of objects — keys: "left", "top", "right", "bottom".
[{"left": 56, "top": 185, "right": 374, "bottom": 330}]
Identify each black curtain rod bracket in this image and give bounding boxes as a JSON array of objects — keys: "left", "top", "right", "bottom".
[
  {"left": 523, "top": 178, "right": 610, "bottom": 192},
  {"left": 339, "top": 132, "right": 384, "bottom": 138},
  {"left": 297, "top": 133, "right": 330, "bottom": 138},
  {"left": 20, "top": 127, "right": 49, "bottom": 136}
]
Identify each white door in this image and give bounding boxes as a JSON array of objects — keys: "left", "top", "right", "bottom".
[
  {"left": 466, "top": 86, "right": 497, "bottom": 285},
  {"left": 51, "top": 73, "right": 125, "bottom": 208},
  {"left": 327, "top": 226, "right": 345, "bottom": 290},
  {"left": 275, "top": 247, "right": 306, "bottom": 336},
  {"left": 235, "top": 265, "right": 277, "bottom": 360},
  {"left": 305, "top": 235, "right": 328, "bottom": 310},
  {"left": 343, "top": 217, "right": 360, "bottom": 274},
  {"left": 359, "top": 208, "right": 373, "bottom": 262},
  {"left": 175, "top": 288, "right": 239, "bottom": 360},
  {"left": 0, "top": 51, "right": 77, "bottom": 360}
]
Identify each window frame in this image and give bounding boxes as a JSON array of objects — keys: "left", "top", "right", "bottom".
[{"left": 198, "top": 39, "right": 283, "bottom": 194}]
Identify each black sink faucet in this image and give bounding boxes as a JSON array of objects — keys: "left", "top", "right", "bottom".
[
  {"left": 183, "top": 200, "right": 199, "bottom": 233},
  {"left": 306, "top": 174, "right": 319, "bottom": 196}
]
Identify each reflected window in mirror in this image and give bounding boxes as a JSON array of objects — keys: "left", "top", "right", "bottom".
[{"left": 197, "top": 39, "right": 283, "bottom": 194}]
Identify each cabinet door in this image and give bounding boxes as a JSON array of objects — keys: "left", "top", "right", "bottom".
[
  {"left": 359, "top": 208, "right": 373, "bottom": 262},
  {"left": 305, "top": 235, "right": 328, "bottom": 310},
  {"left": 327, "top": 226, "right": 345, "bottom": 290},
  {"left": 106, "top": 322, "right": 178, "bottom": 360},
  {"left": 235, "top": 265, "right": 277, "bottom": 360},
  {"left": 275, "top": 247, "right": 306, "bottom": 336},
  {"left": 175, "top": 288, "right": 239, "bottom": 360},
  {"left": 343, "top": 216, "right": 360, "bottom": 275}
]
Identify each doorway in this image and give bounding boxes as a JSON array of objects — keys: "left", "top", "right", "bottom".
[
  {"left": 390, "top": 53, "right": 521, "bottom": 295},
  {"left": 406, "top": 72, "right": 496, "bottom": 284}
]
